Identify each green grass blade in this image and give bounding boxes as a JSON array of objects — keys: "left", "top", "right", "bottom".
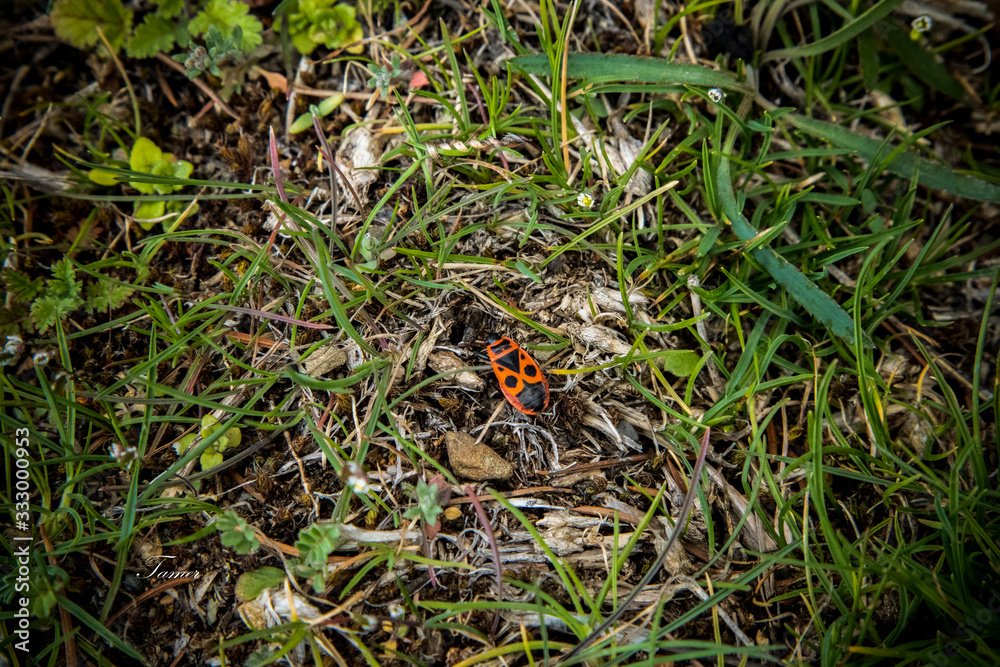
[
  {"left": 761, "top": 0, "right": 906, "bottom": 62},
  {"left": 510, "top": 53, "right": 751, "bottom": 93},
  {"left": 717, "top": 156, "right": 871, "bottom": 346},
  {"left": 785, "top": 113, "right": 1000, "bottom": 202}
]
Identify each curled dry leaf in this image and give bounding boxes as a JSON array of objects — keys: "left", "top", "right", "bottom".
[
  {"left": 412, "top": 317, "right": 445, "bottom": 377},
  {"left": 592, "top": 286, "right": 650, "bottom": 315},
  {"left": 595, "top": 494, "right": 649, "bottom": 527},
  {"left": 134, "top": 533, "right": 162, "bottom": 564},
  {"left": 338, "top": 523, "right": 423, "bottom": 548},
  {"left": 536, "top": 511, "right": 609, "bottom": 530},
  {"left": 499, "top": 609, "right": 588, "bottom": 634},
  {"left": 633, "top": 0, "right": 655, "bottom": 29},
  {"left": 250, "top": 66, "right": 288, "bottom": 94},
  {"left": 606, "top": 115, "right": 654, "bottom": 226},
  {"left": 567, "top": 108, "right": 654, "bottom": 225},
  {"left": 548, "top": 468, "right": 607, "bottom": 489},
  {"left": 191, "top": 571, "right": 218, "bottom": 608},
  {"left": 538, "top": 525, "right": 585, "bottom": 556},
  {"left": 428, "top": 350, "right": 484, "bottom": 391},
  {"left": 580, "top": 400, "right": 643, "bottom": 452},
  {"left": 302, "top": 342, "right": 349, "bottom": 376},
  {"left": 335, "top": 107, "right": 388, "bottom": 207},
  {"left": 557, "top": 285, "right": 657, "bottom": 333},
  {"left": 239, "top": 585, "right": 322, "bottom": 630},
  {"left": 565, "top": 321, "right": 633, "bottom": 357},
  {"left": 651, "top": 516, "right": 693, "bottom": 574},
  {"left": 239, "top": 585, "right": 343, "bottom": 662}
]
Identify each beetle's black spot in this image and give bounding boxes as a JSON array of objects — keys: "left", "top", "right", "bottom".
[
  {"left": 505, "top": 375, "right": 519, "bottom": 389},
  {"left": 519, "top": 383, "right": 548, "bottom": 411},
  {"left": 522, "top": 364, "right": 537, "bottom": 377}
]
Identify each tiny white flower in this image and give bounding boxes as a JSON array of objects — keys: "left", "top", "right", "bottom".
[
  {"left": 708, "top": 88, "right": 725, "bottom": 103},
  {"left": 111, "top": 442, "right": 139, "bottom": 465},
  {"left": 343, "top": 461, "right": 369, "bottom": 494},
  {"left": 388, "top": 602, "right": 405, "bottom": 619},
  {"left": 33, "top": 350, "right": 52, "bottom": 366},
  {"left": 577, "top": 192, "right": 595, "bottom": 209},
  {"left": 5, "top": 335, "right": 23, "bottom": 356},
  {"left": 911, "top": 15, "right": 932, "bottom": 33},
  {"left": 356, "top": 614, "right": 378, "bottom": 633}
]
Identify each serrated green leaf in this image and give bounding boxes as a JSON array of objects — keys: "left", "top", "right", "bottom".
[
  {"left": 152, "top": 0, "right": 184, "bottom": 19},
  {"left": 188, "top": 0, "right": 263, "bottom": 52},
  {"left": 49, "top": 259, "right": 82, "bottom": 301},
  {"left": 51, "top": 0, "right": 133, "bottom": 52},
  {"left": 85, "top": 281, "right": 135, "bottom": 312},
  {"left": 403, "top": 478, "right": 443, "bottom": 525},
  {"left": 295, "top": 523, "right": 342, "bottom": 567},
  {"left": 294, "top": 524, "right": 342, "bottom": 590},
  {"left": 127, "top": 14, "right": 188, "bottom": 58},
  {"left": 279, "top": 0, "right": 364, "bottom": 54},
  {"left": 216, "top": 511, "right": 259, "bottom": 553},
  {"left": 3, "top": 270, "right": 45, "bottom": 302},
  {"left": 30, "top": 297, "right": 60, "bottom": 333}
]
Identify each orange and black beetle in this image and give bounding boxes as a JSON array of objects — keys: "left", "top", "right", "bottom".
[{"left": 486, "top": 335, "right": 550, "bottom": 415}]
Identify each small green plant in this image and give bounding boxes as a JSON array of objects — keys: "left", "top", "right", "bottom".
[
  {"left": 186, "top": 0, "right": 262, "bottom": 52},
  {"left": 0, "top": 556, "right": 64, "bottom": 619},
  {"left": 293, "top": 523, "right": 342, "bottom": 592},
  {"left": 174, "top": 414, "right": 243, "bottom": 472},
  {"left": 288, "top": 95, "right": 346, "bottom": 133},
  {"left": 277, "top": 0, "right": 364, "bottom": 55},
  {"left": 128, "top": 136, "right": 194, "bottom": 227},
  {"left": 173, "top": 25, "right": 244, "bottom": 79},
  {"left": 356, "top": 232, "right": 380, "bottom": 272},
  {"left": 1, "top": 258, "right": 134, "bottom": 336},
  {"left": 403, "top": 477, "right": 445, "bottom": 527},
  {"left": 367, "top": 54, "right": 406, "bottom": 99},
  {"left": 50, "top": 0, "right": 262, "bottom": 62},
  {"left": 215, "top": 510, "right": 260, "bottom": 554},
  {"left": 91, "top": 137, "right": 195, "bottom": 229}
]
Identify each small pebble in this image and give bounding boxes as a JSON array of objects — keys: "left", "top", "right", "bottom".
[{"left": 445, "top": 432, "right": 513, "bottom": 481}]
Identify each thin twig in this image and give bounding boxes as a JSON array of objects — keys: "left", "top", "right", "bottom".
[{"left": 155, "top": 52, "right": 240, "bottom": 121}]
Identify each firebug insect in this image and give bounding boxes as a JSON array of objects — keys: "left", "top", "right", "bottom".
[{"left": 486, "top": 335, "right": 549, "bottom": 415}]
